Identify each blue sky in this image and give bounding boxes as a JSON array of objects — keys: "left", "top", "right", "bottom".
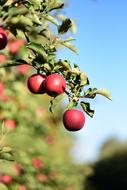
[{"left": 59, "top": 0, "right": 127, "bottom": 162}]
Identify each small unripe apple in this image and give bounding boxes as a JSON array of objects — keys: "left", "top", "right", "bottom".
[
  {"left": 45, "top": 73, "right": 66, "bottom": 97},
  {"left": 4, "top": 119, "right": 16, "bottom": 129},
  {"left": 27, "top": 74, "right": 46, "bottom": 94},
  {"left": 1, "top": 175, "right": 12, "bottom": 184},
  {"left": 0, "top": 29, "right": 8, "bottom": 50},
  {"left": 63, "top": 109, "right": 85, "bottom": 131}
]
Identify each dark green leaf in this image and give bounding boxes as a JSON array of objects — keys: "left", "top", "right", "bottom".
[
  {"left": 0, "top": 0, "right": 7, "bottom": 6},
  {"left": 58, "top": 18, "right": 72, "bottom": 34},
  {"left": 80, "top": 101, "right": 94, "bottom": 118},
  {"left": 49, "top": 3, "right": 64, "bottom": 12},
  {"left": 59, "top": 60, "right": 71, "bottom": 70}
]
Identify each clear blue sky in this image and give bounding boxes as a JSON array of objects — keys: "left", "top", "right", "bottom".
[{"left": 59, "top": 0, "right": 127, "bottom": 162}]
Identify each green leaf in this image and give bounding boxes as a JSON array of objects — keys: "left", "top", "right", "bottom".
[
  {"left": 1, "top": 146, "right": 12, "bottom": 153},
  {"left": 80, "top": 102, "right": 94, "bottom": 118},
  {"left": 85, "top": 88, "right": 112, "bottom": 100},
  {"left": 7, "top": 6, "right": 28, "bottom": 17},
  {"left": 42, "top": 14, "right": 59, "bottom": 26},
  {"left": 56, "top": 39, "right": 78, "bottom": 54},
  {"left": 49, "top": 94, "right": 65, "bottom": 113},
  {"left": 27, "top": 0, "right": 41, "bottom": 9},
  {"left": 85, "top": 88, "right": 97, "bottom": 99},
  {"left": 67, "top": 99, "right": 78, "bottom": 109},
  {"left": 61, "top": 42, "right": 78, "bottom": 54},
  {"left": 71, "top": 67, "right": 80, "bottom": 74},
  {"left": 27, "top": 42, "right": 48, "bottom": 62},
  {"left": 64, "top": 37, "right": 75, "bottom": 42},
  {"left": 49, "top": 3, "right": 64, "bottom": 12},
  {"left": 94, "top": 89, "right": 112, "bottom": 100},
  {"left": 0, "top": 62, "right": 28, "bottom": 69},
  {"left": 58, "top": 18, "right": 72, "bottom": 34},
  {"left": 70, "top": 20, "right": 77, "bottom": 34},
  {"left": 59, "top": 60, "right": 71, "bottom": 70},
  {"left": 10, "top": 15, "right": 33, "bottom": 27},
  {"left": 0, "top": 152, "right": 14, "bottom": 161},
  {"left": 80, "top": 72, "right": 89, "bottom": 86}
]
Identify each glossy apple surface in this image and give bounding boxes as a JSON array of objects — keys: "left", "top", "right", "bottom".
[
  {"left": 45, "top": 73, "right": 66, "bottom": 97},
  {"left": 63, "top": 109, "right": 85, "bottom": 131}
]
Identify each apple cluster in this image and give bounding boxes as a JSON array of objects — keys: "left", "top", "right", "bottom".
[
  {"left": 27, "top": 73, "right": 85, "bottom": 131},
  {"left": 0, "top": 28, "right": 85, "bottom": 132}
]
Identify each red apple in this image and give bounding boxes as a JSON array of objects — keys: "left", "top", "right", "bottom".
[
  {"left": 1, "top": 175, "right": 12, "bottom": 184},
  {"left": 45, "top": 135, "right": 54, "bottom": 145},
  {"left": 14, "top": 163, "right": 23, "bottom": 176},
  {"left": 63, "top": 109, "right": 85, "bottom": 131},
  {"left": 0, "top": 82, "right": 4, "bottom": 95},
  {"left": 37, "top": 173, "right": 47, "bottom": 183},
  {"left": 27, "top": 74, "right": 46, "bottom": 94},
  {"left": 32, "top": 157, "right": 43, "bottom": 169},
  {"left": 4, "top": 119, "right": 16, "bottom": 129},
  {"left": 0, "top": 29, "right": 8, "bottom": 50},
  {"left": 45, "top": 73, "right": 66, "bottom": 97},
  {"left": 17, "top": 64, "right": 32, "bottom": 75},
  {"left": 8, "top": 38, "right": 25, "bottom": 54},
  {"left": 18, "top": 185, "right": 27, "bottom": 190},
  {"left": 0, "top": 54, "right": 7, "bottom": 62}
]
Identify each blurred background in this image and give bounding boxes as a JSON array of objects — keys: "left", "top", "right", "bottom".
[{"left": 0, "top": 0, "right": 127, "bottom": 190}]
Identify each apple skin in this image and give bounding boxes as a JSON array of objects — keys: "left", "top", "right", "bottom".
[
  {"left": 27, "top": 74, "right": 46, "bottom": 94},
  {"left": 0, "top": 32, "right": 8, "bottom": 50},
  {"left": 45, "top": 73, "right": 66, "bottom": 97},
  {"left": 1, "top": 175, "right": 12, "bottom": 184},
  {"left": 0, "top": 82, "right": 4, "bottom": 95},
  {"left": 0, "top": 54, "right": 7, "bottom": 62},
  {"left": 4, "top": 119, "right": 16, "bottom": 129},
  {"left": 17, "top": 64, "right": 31, "bottom": 75},
  {"left": 18, "top": 186, "right": 27, "bottom": 190},
  {"left": 37, "top": 173, "right": 47, "bottom": 183},
  {"left": 32, "top": 157, "right": 43, "bottom": 169},
  {"left": 63, "top": 109, "right": 85, "bottom": 131},
  {"left": 8, "top": 38, "right": 25, "bottom": 54}
]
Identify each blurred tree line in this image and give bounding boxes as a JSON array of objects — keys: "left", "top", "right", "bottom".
[{"left": 83, "top": 138, "right": 127, "bottom": 190}]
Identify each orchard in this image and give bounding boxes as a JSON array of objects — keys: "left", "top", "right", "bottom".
[{"left": 0, "top": 0, "right": 111, "bottom": 189}]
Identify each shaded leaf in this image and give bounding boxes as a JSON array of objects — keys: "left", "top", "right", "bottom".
[
  {"left": 80, "top": 101, "right": 94, "bottom": 118},
  {"left": 85, "top": 88, "right": 112, "bottom": 100},
  {"left": 58, "top": 18, "right": 72, "bottom": 34},
  {"left": 27, "top": 42, "right": 47, "bottom": 62},
  {"left": 49, "top": 3, "right": 64, "bottom": 12}
]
